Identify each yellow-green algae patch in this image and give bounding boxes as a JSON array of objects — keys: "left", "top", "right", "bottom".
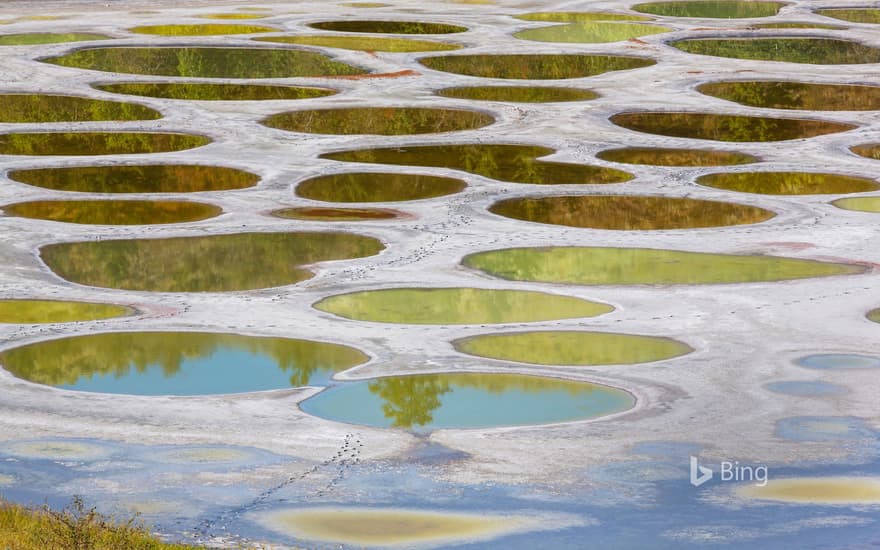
[
  {"left": 0, "top": 94, "right": 160, "bottom": 122},
  {"left": 419, "top": 53, "right": 655, "bottom": 79},
  {"left": 749, "top": 22, "right": 845, "bottom": 29},
  {"left": 321, "top": 144, "right": 633, "bottom": 185},
  {"left": 610, "top": 112, "right": 855, "bottom": 142},
  {"left": 263, "top": 107, "right": 494, "bottom": 135},
  {"left": 0, "top": 33, "right": 110, "bottom": 45},
  {"left": 5, "top": 441, "right": 111, "bottom": 460},
  {"left": 152, "top": 447, "right": 251, "bottom": 463},
  {"left": 297, "top": 172, "right": 465, "bottom": 202},
  {"left": 514, "top": 22, "right": 669, "bottom": 44},
  {"left": 0, "top": 300, "right": 130, "bottom": 324},
  {"left": 833, "top": 196, "right": 880, "bottom": 213},
  {"left": 40, "top": 232, "right": 385, "bottom": 292},
  {"left": 272, "top": 206, "right": 400, "bottom": 221},
  {"left": 254, "top": 35, "right": 460, "bottom": 52},
  {"left": 633, "top": 1, "right": 785, "bottom": 18},
  {"left": 462, "top": 247, "right": 864, "bottom": 285},
  {"left": 314, "top": 288, "right": 613, "bottom": 324},
  {"left": 597, "top": 146, "right": 757, "bottom": 166},
  {"left": 868, "top": 308, "right": 880, "bottom": 323},
  {"left": 0, "top": 132, "right": 209, "bottom": 156},
  {"left": 44, "top": 47, "right": 366, "bottom": 79},
  {"left": 199, "top": 13, "right": 268, "bottom": 20},
  {"left": 4, "top": 200, "right": 221, "bottom": 225},
  {"left": 697, "top": 81, "right": 880, "bottom": 111},
  {"left": 257, "top": 507, "right": 537, "bottom": 547},
  {"left": 738, "top": 477, "right": 880, "bottom": 504},
  {"left": 697, "top": 172, "right": 879, "bottom": 195},
  {"left": 515, "top": 12, "right": 652, "bottom": 22},
  {"left": 129, "top": 24, "right": 278, "bottom": 35},
  {"left": 816, "top": 8, "right": 880, "bottom": 24},
  {"left": 438, "top": 86, "right": 597, "bottom": 103},
  {"left": 9, "top": 164, "right": 259, "bottom": 193},
  {"left": 94, "top": 82, "right": 336, "bottom": 101},
  {"left": 672, "top": 37, "right": 880, "bottom": 64},
  {"left": 852, "top": 143, "right": 880, "bottom": 161},
  {"left": 454, "top": 330, "right": 691, "bottom": 366},
  {"left": 309, "top": 20, "right": 467, "bottom": 33},
  {"left": 489, "top": 195, "right": 774, "bottom": 230}
]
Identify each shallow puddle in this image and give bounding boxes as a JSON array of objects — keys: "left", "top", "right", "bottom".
[
  {"left": 515, "top": 12, "right": 652, "bottom": 22},
  {"left": 796, "top": 354, "right": 880, "bottom": 370},
  {"left": 697, "top": 81, "right": 880, "bottom": 111},
  {"left": 308, "top": 20, "right": 467, "bottom": 33},
  {"left": 438, "top": 85, "right": 597, "bottom": 102},
  {"left": 738, "top": 477, "right": 880, "bottom": 504},
  {"left": 851, "top": 143, "right": 880, "bottom": 161},
  {"left": 816, "top": 8, "right": 880, "bottom": 24},
  {"left": 454, "top": 330, "right": 691, "bottom": 366},
  {"left": 633, "top": 1, "right": 784, "bottom": 18},
  {"left": 596, "top": 146, "right": 757, "bottom": 166},
  {"left": 296, "top": 172, "right": 466, "bottom": 202},
  {"left": 41, "top": 232, "right": 384, "bottom": 292},
  {"left": 672, "top": 37, "right": 880, "bottom": 64},
  {"left": 321, "top": 144, "right": 633, "bottom": 184},
  {"left": 0, "top": 300, "right": 130, "bottom": 324},
  {"left": 262, "top": 107, "right": 494, "bottom": 135},
  {"left": 94, "top": 82, "right": 337, "bottom": 101},
  {"left": 764, "top": 381, "right": 847, "bottom": 397},
  {"left": 0, "top": 33, "right": 110, "bottom": 45},
  {"left": 4, "top": 200, "right": 221, "bottom": 225},
  {"left": 489, "top": 195, "right": 774, "bottom": 230},
  {"left": 0, "top": 132, "right": 210, "bottom": 155},
  {"left": 869, "top": 308, "right": 880, "bottom": 323},
  {"left": 199, "top": 13, "right": 267, "bottom": 20},
  {"left": 272, "top": 206, "right": 400, "bottom": 221},
  {"left": 419, "top": 54, "right": 655, "bottom": 79},
  {"left": 0, "top": 94, "right": 160, "bottom": 122},
  {"left": 301, "top": 372, "right": 633, "bottom": 429},
  {"left": 3, "top": 440, "right": 113, "bottom": 461},
  {"left": 45, "top": 47, "right": 366, "bottom": 78},
  {"left": 254, "top": 35, "right": 460, "bottom": 52},
  {"left": 9, "top": 164, "right": 259, "bottom": 193},
  {"left": 514, "top": 22, "right": 669, "bottom": 43},
  {"left": 610, "top": 112, "right": 855, "bottom": 142},
  {"left": 257, "top": 507, "right": 533, "bottom": 546},
  {"left": 833, "top": 197, "right": 880, "bottom": 213},
  {"left": 129, "top": 24, "right": 277, "bottom": 35},
  {"left": 462, "top": 247, "right": 863, "bottom": 285},
  {"left": 698, "top": 171, "right": 878, "bottom": 195},
  {"left": 313, "top": 287, "right": 612, "bottom": 324},
  {"left": 0, "top": 332, "right": 367, "bottom": 395}
]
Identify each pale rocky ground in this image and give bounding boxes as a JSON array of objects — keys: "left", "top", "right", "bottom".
[{"left": 0, "top": 0, "right": 877, "bottom": 496}]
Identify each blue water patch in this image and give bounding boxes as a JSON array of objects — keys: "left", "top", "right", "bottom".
[
  {"left": 795, "top": 354, "right": 880, "bottom": 370},
  {"left": 765, "top": 380, "right": 848, "bottom": 397},
  {"left": 776, "top": 416, "right": 877, "bottom": 444}
]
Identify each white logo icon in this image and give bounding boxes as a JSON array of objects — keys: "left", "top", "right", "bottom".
[{"left": 690, "top": 455, "right": 713, "bottom": 487}]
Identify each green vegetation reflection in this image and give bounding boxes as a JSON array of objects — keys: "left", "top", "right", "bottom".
[
  {"left": 40, "top": 232, "right": 385, "bottom": 292},
  {"left": 610, "top": 112, "right": 854, "bottom": 141},
  {"left": 9, "top": 164, "right": 258, "bottom": 193},
  {"left": 322, "top": 144, "right": 633, "bottom": 184},
  {"left": 314, "top": 288, "right": 612, "bottom": 324},
  {"left": 463, "top": 247, "right": 863, "bottom": 285},
  {"left": 273, "top": 206, "right": 399, "bottom": 221},
  {"left": 0, "top": 332, "right": 368, "bottom": 395},
  {"left": 816, "top": 8, "right": 880, "bottom": 24},
  {"left": 514, "top": 22, "right": 668, "bottom": 43},
  {"left": 597, "top": 146, "right": 756, "bottom": 166},
  {"left": 490, "top": 195, "right": 774, "bottom": 229},
  {"left": 297, "top": 172, "right": 465, "bottom": 202},
  {"left": 254, "top": 35, "right": 460, "bottom": 52},
  {"left": 300, "top": 372, "right": 633, "bottom": 429},
  {"left": 0, "top": 132, "right": 209, "bottom": 156},
  {"left": 4, "top": 200, "right": 220, "bottom": 225},
  {"left": 698, "top": 81, "right": 880, "bottom": 111},
  {"left": 0, "top": 300, "right": 130, "bottom": 324},
  {"left": 697, "top": 172, "right": 879, "bottom": 194},
  {"left": 0, "top": 94, "right": 159, "bottom": 122},
  {"left": 0, "top": 33, "right": 109, "bottom": 46},
  {"left": 263, "top": 107, "right": 494, "bottom": 135},
  {"left": 419, "top": 54, "right": 655, "bottom": 79},
  {"left": 633, "top": 1, "right": 784, "bottom": 18},
  {"left": 515, "top": 12, "right": 651, "bottom": 22},
  {"left": 454, "top": 331, "right": 691, "bottom": 366},
  {"left": 438, "top": 86, "right": 596, "bottom": 102},
  {"left": 833, "top": 196, "right": 880, "bottom": 214},
  {"left": 94, "top": 82, "right": 336, "bottom": 101},
  {"left": 672, "top": 38, "right": 880, "bottom": 64},
  {"left": 129, "top": 24, "right": 277, "bottom": 35},
  {"left": 45, "top": 47, "right": 366, "bottom": 78},
  {"left": 308, "top": 20, "right": 466, "bottom": 33}
]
